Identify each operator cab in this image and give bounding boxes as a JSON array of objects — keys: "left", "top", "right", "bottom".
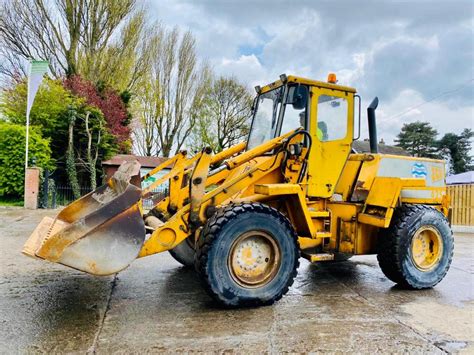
[
  {"left": 248, "top": 74, "right": 353, "bottom": 150},
  {"left": 247, "top": 82, "right": 308, "bottom": 150},
  {"left": 248, "top": 74, "right": 357, "bottom": 198}
]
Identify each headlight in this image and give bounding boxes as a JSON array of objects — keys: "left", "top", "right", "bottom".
[{"left": 288, "top": 144, "right": 302, "bottom": 156}]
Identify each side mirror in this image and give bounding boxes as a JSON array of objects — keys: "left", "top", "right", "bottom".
[{"left": 287, "top": 85, "right": 308, "bottom": 110}]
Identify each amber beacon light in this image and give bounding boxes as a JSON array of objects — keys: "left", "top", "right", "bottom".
[{"left": 327, "top": 73, "right": 337, "bottom": 83}]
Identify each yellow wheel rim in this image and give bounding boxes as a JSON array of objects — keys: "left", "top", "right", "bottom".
[
  {"left": 411, "top": 226, "right": 443, "bottom": 271},
  {"left": 228, "top": 231, "right": 281, "bottom": 288}
]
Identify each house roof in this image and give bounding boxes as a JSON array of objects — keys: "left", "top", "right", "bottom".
[
  {"left": 446, "top": 171, "right": 474, "bottom": 185},
  {"left": 352, "top": 141, "right": 410, "bottom": 156},
  {"left": 102, "top": 154, "right": 169, "bottom": 168}
]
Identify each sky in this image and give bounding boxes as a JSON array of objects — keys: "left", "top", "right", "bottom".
[{"left": 147, "top": 0, "right": 474, "bottom": 146}]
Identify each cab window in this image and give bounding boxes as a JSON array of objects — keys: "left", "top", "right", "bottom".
[
  {"left": 247, "top": 87, "right": 283, "bottom": 150},
  {"left": 317, "top": 95, "right": 348, "bottom": 141},
  {"left": 280, "top": 85, "right": 308, "bottom": 135}
]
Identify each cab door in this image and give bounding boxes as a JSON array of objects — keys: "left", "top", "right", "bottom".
[{"left": 307, "top": 86, "right": 354, "bottom": 198}]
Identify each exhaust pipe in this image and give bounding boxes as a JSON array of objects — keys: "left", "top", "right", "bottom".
[{"left": 367, "top": 97, "right": 379, "bottom": 153}]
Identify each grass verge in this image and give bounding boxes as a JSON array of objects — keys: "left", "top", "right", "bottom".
[{"left": 0, "top": 197, "right": 23, "bottom": 207}]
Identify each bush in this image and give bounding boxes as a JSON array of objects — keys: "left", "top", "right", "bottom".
[
  {"left": 0, "top": 123, "right": 53, "bottom": 198},
  {"left": 1, "top": 78, "right": 117, "bottom": 187}
]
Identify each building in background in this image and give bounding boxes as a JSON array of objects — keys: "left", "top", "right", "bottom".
[
  {"left": 352, "top": 139, "right": 409, "bottom": 156},
  {"left": 446, "top": 171, "right": 474, "bottom": 185},
  {"left": 102, "top": 155, "right": 171, "bottom": 210},
  {"left": 102, "top": 154, "right": 170, "bottom": 187}
]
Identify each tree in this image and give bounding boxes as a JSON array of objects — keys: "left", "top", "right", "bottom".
[
  {"left": 0, "top": 77, "right": 80, "bottom": 161},
  {"left": 131, "top": 80, "right": 162, "bottom": 156},
  {"left": 65, "top": 105, "right": 105, "bottom": 195},
  {"left": 438, "top": 129, "right": 474, "bottom": 175},
  {"left": 66, "top": 106, "right": 80, "bottom": 199},
  {"left": 395, "top": 121, "right": 439, "bottom": 158},
  {"left": 0, "top": 0, "right": 149, "bottom": 92},
  {"left": 61, "top": 78, "right": 120, "bottom": 187},
  {"left": 189, "top": 76, "right": 252, "bottom": 153},
  {"left": 131, "top": 27, "right": 210, "bottom": 157},
  {"left": 1, "top": 77, "right": 119, "bottom": 187},
  {"left": 83, "top": 111, "right": 102, "bottom": 190},
  {"left": 0, "top": 123, "right": 53, "bottom": 197},
  {"left": 64, "top": 75, "right": 131, "bottom": 152}
]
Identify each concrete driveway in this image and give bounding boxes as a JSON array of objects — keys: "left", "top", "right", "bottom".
[{"left": 1, "top": 208, "right": 473, "bottom": 353}]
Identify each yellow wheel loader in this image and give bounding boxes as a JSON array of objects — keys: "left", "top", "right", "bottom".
[{"left": 23, "top": 74, "right": 453, "bottom": 307}]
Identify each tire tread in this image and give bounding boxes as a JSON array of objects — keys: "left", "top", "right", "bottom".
[
  {"left": 377, "top": 204, "right": 453, "bottom": 289},
  {"left": 195, "top": 202, "right": 300, "bottom": 307}
]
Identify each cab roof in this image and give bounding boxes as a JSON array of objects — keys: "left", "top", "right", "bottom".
[{"left": 260, "top": 74, "right": 357, "bottom": 94}]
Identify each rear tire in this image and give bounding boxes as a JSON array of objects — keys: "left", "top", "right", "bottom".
[
  {"left": 377, "top": 205, "right": 453, "bottom": 289},
  {"left": 169, "top": 238, "right": 195, "bottom": 267},
  {"left": 195, "top": 203, "right": 299, "bottom": 307}
]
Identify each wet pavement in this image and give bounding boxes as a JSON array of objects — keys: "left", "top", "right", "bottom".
[{"left": 0, "top": 208, "right": 473, "bottom": 353}]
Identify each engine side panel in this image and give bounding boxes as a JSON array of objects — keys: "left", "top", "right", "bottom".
[{"left": 352, "top": 154, "right": 446, "bottom": 204}]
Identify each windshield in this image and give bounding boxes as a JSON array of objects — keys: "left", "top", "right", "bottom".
[{"left": 247, "top": 87, "right": 283, "bottom": 150}]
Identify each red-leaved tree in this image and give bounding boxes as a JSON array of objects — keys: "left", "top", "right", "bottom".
[{"left": 64, "top": 75, "right": 131, "bottom": 152}]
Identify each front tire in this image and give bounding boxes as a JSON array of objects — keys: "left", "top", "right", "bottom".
[
  {"left": 377, "top": 205, "right": 453, "bottom": 289},
  {"left": 195, "top": 203, "right": 299, "bottom": 307}
]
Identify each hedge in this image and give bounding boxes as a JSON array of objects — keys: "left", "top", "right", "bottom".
[{"left": 0, "top": 123, "right": 53, "bottom": 198}]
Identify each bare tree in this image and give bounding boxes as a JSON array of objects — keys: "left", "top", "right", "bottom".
[
  {"left": 132, "top": 27, "right": 210, "bottom": 157},
  {"left": 190, "top": 76, "right": 252, "bottom": 152},
  {"left": 131, "top": 80, "right": 161, "bottom": 156},
  {"left": 0, "top": 0, "right": 149, "bottom": 91}
]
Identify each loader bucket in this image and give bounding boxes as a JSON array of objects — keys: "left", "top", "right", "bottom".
[{"left": 22, "top": 161, "right": 146, "bottom": 275}]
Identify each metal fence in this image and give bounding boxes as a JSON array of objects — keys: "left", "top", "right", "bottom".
[
  {"left": 39, "top": 170, "right": 93, "bottom": 209},
  {"left": 41, "top": 181, "right": 168, "bottom": 210},
  {"left": 40, "top": 184, "right": 92, "bottom": 208},
  {"left": 142, "top": 186, "right": 168, "bottom": 211},
  {"left": 54, "top": 185, "right": 92, "bottom": 207}
]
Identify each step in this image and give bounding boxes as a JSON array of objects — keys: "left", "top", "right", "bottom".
[
  {"left": 301, "top": 252, "right": 335, "bottom": 262},
  {"left": 315, "top": 232, "right": 331, "bottom": 239},
  {"left": 309, "top": 211, "right": 330, "bottom": 218}
]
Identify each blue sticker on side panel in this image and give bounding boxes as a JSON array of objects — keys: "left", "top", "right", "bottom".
[{"left": 412, "top": 162, "right": 427, "bottom": 178}]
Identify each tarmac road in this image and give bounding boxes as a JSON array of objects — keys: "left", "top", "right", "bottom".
[{"left": 0, "top": 208, "right": 473, "bottom": 353}]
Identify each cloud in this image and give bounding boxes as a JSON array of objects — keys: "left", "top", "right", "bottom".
[
  {"left": 217, "top": 55, "right": 266, "bottom": 87},
  {"left": 148, "top": 0, "right": 474, "bottom": 143},
  {"left": 372, "top": 89, "right": 474, "bottom": 145}
]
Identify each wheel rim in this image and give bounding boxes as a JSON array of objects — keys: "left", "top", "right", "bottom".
[
  {"left": 228, "top": 231, "right": 281, "bottom": 288},
  {"left": 411, "top": 226, "right": 443, "bottom": 271}
]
